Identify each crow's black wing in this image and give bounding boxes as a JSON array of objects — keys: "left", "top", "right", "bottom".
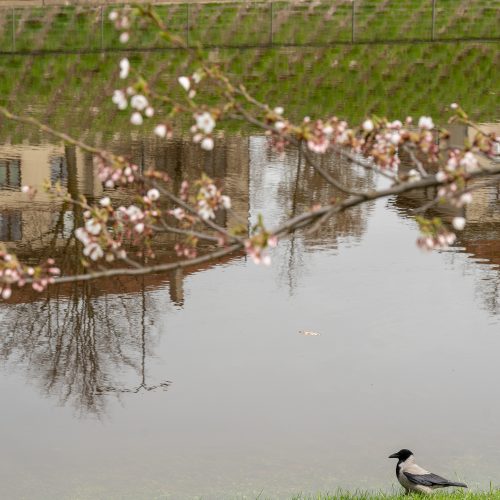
[{"left": 404, "top": 472, "right": 467, "bottom": 488}]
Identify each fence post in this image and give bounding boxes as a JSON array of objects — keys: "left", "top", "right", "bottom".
[
  {"left": 431, "top": 0, "right": 436, "bottom": 41},
  {"left": 351, "top": 0, "right": 355, "bottom": 43},
  {"left": 269, "top": 1, "right": 273, "bottom": 46},
  {"left": 186, "top": 3, "right": 190, "bottom": 47},
  {"left": 100, "top": 6, "right": 104, "bottom": 50},
  {"left": 12, "top": 8, "right": 16, "bottom": 52}
]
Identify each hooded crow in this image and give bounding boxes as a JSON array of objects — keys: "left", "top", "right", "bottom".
[{"left": 389, "top": 449, "right": 467, "bottom": 494}]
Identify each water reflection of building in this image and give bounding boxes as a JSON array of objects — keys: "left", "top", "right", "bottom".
[
  {"left": 0, "top": 136, "right": 252, "bottom": 414},
  {"left": 1, "top": 133, "right": 376, "bottom": 303},
  {"left": 397, "top": 123, "right": 500, "bottom": 238},
  {"left": 395, "top": 123, "right": 500, "bottom": 314},
  {"left": 0, "top": 137, "right": 250, "bottom": 304},
  {"left": 0, "top": 143, "right": 100, "bottom": 246}
]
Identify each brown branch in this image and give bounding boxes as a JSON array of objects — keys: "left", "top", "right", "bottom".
[
  {"left": 402, "top": 144, "right": 429, "bottom": 178},
  {"left": 411, "top": 173, "right": 500, "bottom": 215},
  {"left": 21, "top": 243, "right": 243, "bottom": 286},
  {"left": 271, "top": 164, "right": 500, "bottom": 237},
  {"left": 152, "top": 221, "right": 223, "bottom": 243},
  {"left": 229, "top": 105, "right": 360, "bottom": 196},
  {"left": 0, "top": 107, "right": 102, "bottom": 155},
  {"left": 14, "top": 163, "right": 499, "bottom": 288}
]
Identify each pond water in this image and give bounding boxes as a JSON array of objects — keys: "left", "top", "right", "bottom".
[{"left": 0, "top": 42, "right": 499, "bottom": 499}]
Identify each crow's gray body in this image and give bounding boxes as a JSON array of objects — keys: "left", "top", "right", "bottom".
[{"left": 390, "top": 450, "right": 467, "bottom": 494}]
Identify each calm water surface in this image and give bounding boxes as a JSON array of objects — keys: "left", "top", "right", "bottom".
[{"left": 0, "top": 44, "right": 499, "bottom": 499}]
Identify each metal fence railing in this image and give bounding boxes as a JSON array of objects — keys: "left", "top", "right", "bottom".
[{"left": 0, "top": 0, "right": 499, "bottom": 54}]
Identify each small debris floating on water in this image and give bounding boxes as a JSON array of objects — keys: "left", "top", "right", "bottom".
[{"left": 299, "top": 330, "right": 320, "bottom": 336}]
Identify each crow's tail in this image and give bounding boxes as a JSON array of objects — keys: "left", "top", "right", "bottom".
[{"left": 448, "top": 482, "right": 467, "bottom": 488}]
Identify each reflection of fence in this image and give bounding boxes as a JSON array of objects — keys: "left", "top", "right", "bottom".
[{"left": 0, "top": 0, "right": 498, "bottom": 54}]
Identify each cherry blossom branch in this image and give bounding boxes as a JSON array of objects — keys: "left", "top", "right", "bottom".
[
  {"left": 410, "top": 173, "right": 500, "bottom": 215},
  {"left": 402, "top": 143, "right": 429, "bottom": 178},
  {"left": 0, "top": 107, "right": 238, "bottom": 244},
  {"left": 0, "top": 106, "right": 102, "bottom": 155},
  {"left": 0, "top": 5, "right": 499, "bottom": 299},
  {"left": 20, "top": 243, "right": 243, "bottom": 286},
  {"left": 12, "top": 163, "right": 499, "bottom": 289},
  {"left": 272, "top": 164, "right": 500, "bottom": 237}
]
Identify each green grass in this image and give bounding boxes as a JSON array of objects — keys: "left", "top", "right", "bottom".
[
  {"left": 291, "top": 491, "right": 500, "bottom": 500},
  {"left": 0, "top": 39, "right": 498, "bottom": 142},
  {"left": 0, "top": 2, "right": 498, "bottom": 143}
]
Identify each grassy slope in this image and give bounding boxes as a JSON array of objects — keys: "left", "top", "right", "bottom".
[
  {"left": 0, "top": 1, "right": 498, "bottom": 142},
  {"left": 0, "top": 41, "right": 497, "bottom": 139},
  {"left": 292, "top": 492, "right": 500, "bottom": 500}
]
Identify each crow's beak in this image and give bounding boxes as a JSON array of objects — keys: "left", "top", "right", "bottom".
[{"left": 389, "top": 452, "right": 399, "bottom": 459}]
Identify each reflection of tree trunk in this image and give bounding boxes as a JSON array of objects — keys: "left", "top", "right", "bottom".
[
  {"left": 65, "top": 145, "right": 79, "bottom": 200},
  {"left": 0, "top": 274, "right": 171, "bottom": 415},
  {"left": 169, "top": 268, "right": 184, "bottom": 307},
  {"left": 172, "top": 140, "right": 184, "bottom": 196},
  {"left": 286, "top": 150, "right": 302, "bottom": 293}
]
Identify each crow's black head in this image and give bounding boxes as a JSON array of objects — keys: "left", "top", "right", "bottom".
[{"left": 388, "top": 449, "right": 413, "bottom": 461}]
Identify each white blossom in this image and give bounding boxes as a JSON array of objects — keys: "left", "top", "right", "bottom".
[
  {"left": 446, "top": 233, "right": 456, "bottom": 245},
  {"left": 192, "top": 71, "right": 202, "bottom": 84},
  {"left": 436, "top": 171, "right": 447, "bottom": 182},
  {"left": 178, "top": 76, "right": 191, "bottom": 91},
  {"left": 108, "top": 11, "right": 118, "bottom": 21},
  {"left": 119, "top": 58, "right": 130, "bottom": 79},
  {"left": 197, "top": 201, "right": 215, "bottom": 220},
  {"left": 134, "top": 222, "right": 145, "bottom": 234},
  {"left": 112, "top": 89, "right": 125, "bottom": 104},
  {"left": 220, "top": 195, "right": 231, "bottom": 209},
  {"left": 452, "top": 217, "right": 466, "bottom": 231},
  {"left": 201, "top": 137, "right": 214, "bottom": 151},
  {"left": 196, "top": 112, "right": 215, "bottom": 134},
  {"left": 446, "top": 156, "right": 459, "bottom": 171},
  {"left": 131, "top": 94, "right": 148, "bottom": 111},
  {"left": 112, "top": 89, "right": 127, "bottom": 110},
  {"left": 85, "top": 219, "right": 102, "bottom": 235},
  {"left": 170, "top": 208, "right": 185, "bottom": 220},
  {"left": 418, "top": 116, "right": 434, "bottom": 130},
  {"left": 459, "top": 152, "right": 478, "bottom": 170},
  {"left": 362, "top": 119, "right": 374, "bottom": 132},
  {"left": 75, "top": 227, "right": 90, "bottom": 245},
  {"left": 83, "top": 242, "right": 104, "bottom": 261},
  {"left": 389, "top": 132, "right": 401, "bottom": 145},
  {"left": 154, "top": 124, "right": 167, "bottom": 138},
  {"left": 460, "top": 192, "right": 473, "bottom": 205},
  {"left": 100, "top": 197, "right": 111, "bottom": 207},
  {"left": 275, "top": 121, "right": 286, "bottom": 131},
  {"left": 274, "top": 106, "right": 284, "bottom": 115},
  {"left": 119, "top": 32, "right": 129, "bottom": 44},
  {"left": 117, "top": 99, "right": 127, "bottom": 110},
  {"left": 145, "top": 106, "right": 154, "bottom": 118},
  {"left": 407, "top": 169, "right": 421, "bottom": 181},
  {"left": 323, "top": 125, "right": 333, "bottom": 136},
  {"left": 147, "top": 188, "right": 160, "bottom": 201},
  {"left": 130, "top": 112, "right": 143, "bottom": 126},
  {"left": 123, "top": 205, "right": 143, "bottom": 221}
]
